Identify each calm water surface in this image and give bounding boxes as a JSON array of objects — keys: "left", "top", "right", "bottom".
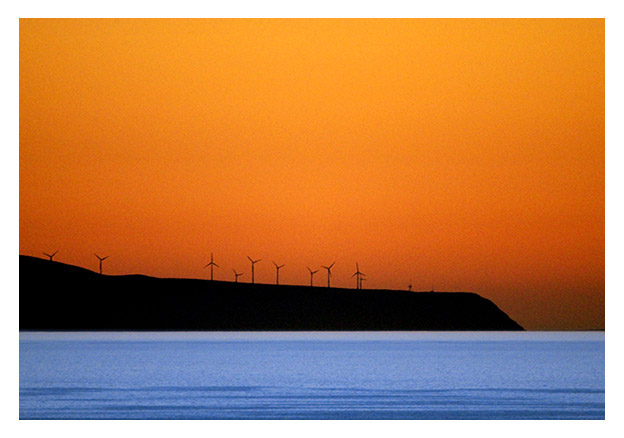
[{"left": 19, "top": 331, "right": 604, "bottom": 419}]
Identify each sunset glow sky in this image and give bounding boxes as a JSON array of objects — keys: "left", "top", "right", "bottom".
[{"left": 19, "top": 19, "right": 604, "bottom": 330}]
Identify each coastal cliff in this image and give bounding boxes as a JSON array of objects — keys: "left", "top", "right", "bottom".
[{"left": 19, "top": 255, "right": 523, "bottom": 331}]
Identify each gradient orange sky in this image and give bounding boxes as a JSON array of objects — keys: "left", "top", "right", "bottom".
[{"left": 19, "top": 19, "right": 604, "bottom": 330}]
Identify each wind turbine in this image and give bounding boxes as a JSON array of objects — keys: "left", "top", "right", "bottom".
[
  {"left": 247, "top": 256, "right": 261, "bottom": 284},
  {"left": 307, "top": 266, "right": 319, "bottom": 287},
  {"left": 408, "top": 282, "right": 412, "bottom": 292},
  {"left": 359, "top": 270, "right": 366, "bottom": 290},
  {"left": 321, "top": 262, "right": 335, "bottom": 288},
  {"left": 94, "top": 253, "right": 109, "bottom": 275},
  {"left": 43, "top": 250, "right": 58, "bottom": 261},
  {"left": 232, "top": 269, "right": 243, "bottom": 283},
  {"left": 203, "top": 252, "right": 219, "bottom": 281},
  {"left": 351, "top": 263, "right": 365, "bottom": 290},
  {"left": 273, "top": 261, "right": 285, "bottom": 286}
]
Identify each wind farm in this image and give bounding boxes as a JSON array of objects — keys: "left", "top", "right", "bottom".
[
  {"left": 19, "top": 247, "right": 524, "bottom": 331},
  {"left": 18, "top": 19, "right": 604, "bottom": 422},
  {"left": 19, "top": 19, "right": 604, "bottom": 332},
  {"left": 31, "top": 251, "right": 382, "bottom": 291},
  {"left": 19, "top": 254, "right": 524, "bottom": 331},
  {"left": 37, "top": 250, "right": 388, "bottom": 290}
]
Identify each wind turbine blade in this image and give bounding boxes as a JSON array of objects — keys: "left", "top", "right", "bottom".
[
  {"left": 102, "top": 256, "right": 109, "bottom": 261},
  {"left": 247, "top": 256, "right": 253, "bottom": 262},
  {"left": 43, "top": 252, "right": 50, "bottom": 257},
  {"left": 94, "top": 253, "right": 100, "bottom": 259},
  {"left": 52, "top": 250, "right": 58, "bottom": 256},
  {"left": 351, "top": 272, "right": 357, "bottom": 277},
  {"left": 329, "top": 262, "right": 335, "bottom": 269},
  {"left": 307, "top": 266, "right": 312, "bottom": 273},
  {"left": 214, "top": 263, "right": 220, "bottom": 268}
]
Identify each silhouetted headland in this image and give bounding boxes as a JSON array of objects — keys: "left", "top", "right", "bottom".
[{"left": 19, "top": 255, "right": 523, "bottom": 331}]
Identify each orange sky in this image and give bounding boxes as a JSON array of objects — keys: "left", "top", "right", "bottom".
[{"left": 19, "top": 19, "right": 604, "bottom": 330}]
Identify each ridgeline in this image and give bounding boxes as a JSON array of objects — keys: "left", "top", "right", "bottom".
[{"left": 19, "top": 255, "right": 523, "bottom": 331}]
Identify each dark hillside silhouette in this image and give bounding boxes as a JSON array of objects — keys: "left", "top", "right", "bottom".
[{"left": 19, "top": 255, "right": 523, "bottom": 331}]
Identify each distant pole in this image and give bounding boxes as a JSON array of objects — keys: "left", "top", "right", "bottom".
[
  {"left": 273, "top": 262, "right": 285, "bottom": 286},
  {"left": 408, "top": 283, "right": 412, "bottom": 292},
  {"left": 94, "top": 253, "right": 109, "bottom": 275}
]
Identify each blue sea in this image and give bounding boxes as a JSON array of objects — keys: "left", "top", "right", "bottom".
[{"left": 19, "top": 331, "right": 604, "bottom": 420}]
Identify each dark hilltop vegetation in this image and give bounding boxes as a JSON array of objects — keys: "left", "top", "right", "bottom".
[{"left": 19, "top": 255, "right": 523, "bottom": 331}]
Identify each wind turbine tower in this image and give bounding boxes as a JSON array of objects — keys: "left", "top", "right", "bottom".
[
  {"left": 321, "top": 262, "right": 335, "bottom": 288},
  {"left": 352, "top": 263, "right": 365, "bottom": 290},
  {"left": 43, "top": 250, "right": 58, "bottom": 261},
  {"left": 247, "top": 256, "right": 261, "bottom": 284},
  {"left": 307, "top": 266, "right": 319, "bottom": 287},
  {"left": 232, "top": 269, "right": 243, "bottom": 283},
  {"left": 203, "top": 253, "right": 219, "bottom": 281},
  {"left": 94, "top": 253, "right": 109, "bottom": 275},
  {"left": 273, "top": 262, "right": 285, "bottom": 286}
]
